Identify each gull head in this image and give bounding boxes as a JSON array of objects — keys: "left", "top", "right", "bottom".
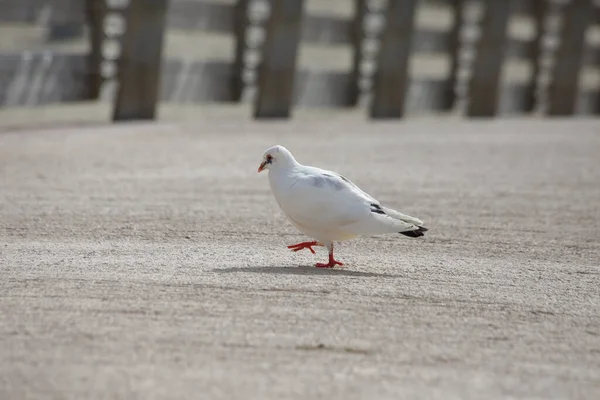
[{"left": 258, "top": 145, "right": 297, "bottom": 173}]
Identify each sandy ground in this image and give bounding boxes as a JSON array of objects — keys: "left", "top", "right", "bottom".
[{"left": 1, "top": 116, "right": 600, "bottom": 399}]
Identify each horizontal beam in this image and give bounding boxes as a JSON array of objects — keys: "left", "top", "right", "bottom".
[
  {"left": 161, "top": 0, "right": 600, "bottom": 64},
  {"left": 0, "top": 0, "right": 85, "bottom": 22},
  {"left": 3, "top": 0, "right": 600, "bottom": 30},
  {"left": 1, "top": 52, "right": 598, "bottom": 115}
]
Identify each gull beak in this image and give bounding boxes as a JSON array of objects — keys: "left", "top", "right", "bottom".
[{"left": 258, "top": 161, "right": 267, "bottom": 173}]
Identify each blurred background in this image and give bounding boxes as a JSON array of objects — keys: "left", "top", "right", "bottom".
[
  {"left": 2, "top": 4, "right": 600, "bottom": 398},
  {"left": 0, "top": 0, "right": 598, "bottom": 126}
]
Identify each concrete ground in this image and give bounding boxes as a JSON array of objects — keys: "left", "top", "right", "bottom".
[{"left": 1, "top": 115, "right": 599, "bottom": 399}]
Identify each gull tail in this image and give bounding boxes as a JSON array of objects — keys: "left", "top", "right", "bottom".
[
  {"left": 382, "top": 206, "right": 428, "bottom": 238},
  {"left": 399, "top": 226, "right": 428, "bottom": 238}
]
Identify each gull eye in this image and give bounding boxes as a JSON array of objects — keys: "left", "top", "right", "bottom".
[{"left": 266, "top": 155, "right": 273, "bottom": 163}]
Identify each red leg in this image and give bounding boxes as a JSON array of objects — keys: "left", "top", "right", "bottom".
[
  {"left": 315, "top": 245, "right": 343, "bottom": 268},
  {"left": 287, "top": 241, "right": 322, "bottom": 254}
]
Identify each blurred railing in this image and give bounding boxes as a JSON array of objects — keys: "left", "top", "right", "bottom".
[{"left": 0, "top": 0, "right": 598, "bottom": 120}]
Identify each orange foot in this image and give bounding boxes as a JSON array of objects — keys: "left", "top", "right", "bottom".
[
  {"left": 315, "top": 254, "right": 344, "bottom": 268},
  {"left": 287, "top": 241, "right": 321, "bottom": 254}
]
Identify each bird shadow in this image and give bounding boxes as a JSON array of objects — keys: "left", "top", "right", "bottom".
[{"left": 214, "top": 265, "right": 399, "bottom": 278}]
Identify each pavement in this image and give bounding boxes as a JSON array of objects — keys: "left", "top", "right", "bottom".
[{"left": 1, "top": 115, "right": 599, "bottom": 399}]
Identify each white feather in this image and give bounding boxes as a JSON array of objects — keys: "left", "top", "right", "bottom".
[{"left": 262, "top": 145, "right": 425, "bottom": 243}]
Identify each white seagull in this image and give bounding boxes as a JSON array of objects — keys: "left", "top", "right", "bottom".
[{"left": 257, "top": 145, "right": 428, "bottom": 268}]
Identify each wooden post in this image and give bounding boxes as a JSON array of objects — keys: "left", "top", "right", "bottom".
[
  {"left": 369, "top": 0, "right": 418, "bottom": 118},
  {"left": 466, "top": 0, "right": 512, "bottom": 117},
  {"left": 523, "top": 0, "right": 547, "bottom": 113},
  {"left": 231, "top": 0, "right": 251, "bottom": 101},
  {"left": 348, "top": 0, "right": 368, "bottom": 106},
  {"left": 547, "top": 0, "right": 593, "bottom": 116},
  {"left": 86, "top": 0, "right": 106, "bottom": 100},
  {"left": 442, "top": 0, "right": 463, "bottom": 111},
  {"left": 113, "top": 0, "right": 169, "bottom": 121},
  {"left": 253, "top": 0, "right": 305, "bottom": 119}
]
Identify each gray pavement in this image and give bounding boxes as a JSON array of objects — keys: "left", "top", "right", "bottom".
[{"left": 1, "top": 116, "right": 600, "bottom": 399}]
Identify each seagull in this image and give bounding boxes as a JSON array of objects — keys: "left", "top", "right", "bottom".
[{"left": 258, "top": 145, "right": 428, "bottom": 268}]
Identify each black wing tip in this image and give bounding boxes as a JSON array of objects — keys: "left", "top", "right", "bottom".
[
  {"left": 399, "top": 226, "right": 428, "bottom": 238},
  {"left": 370, "top": 203, "right": 386, "bottom": 215}
]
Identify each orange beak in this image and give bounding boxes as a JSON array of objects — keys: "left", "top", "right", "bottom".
[{"left": 258, "top": 161, "right": 267, "bottom": 173}]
